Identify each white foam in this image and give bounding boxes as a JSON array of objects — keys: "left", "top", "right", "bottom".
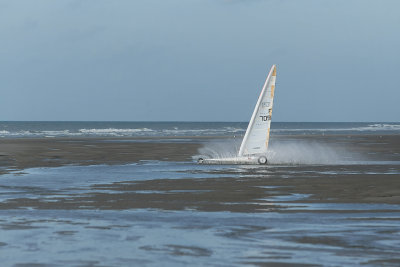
[
  {"left": 0, "top": 127, "right": 244, "bottom": 138},
  {"left": 78, "top": 128, "right": 153, "bottom": 136},
  {"left": 7, "top": 130, "right": 31, "bottom": 136},
  {"left": 0, "top": 123, "right": 398, "bottom": 138},
  {"left": 353, "top": 123, "right": 400, "bottom": 131},
  {"left": 163, "top": 127, "right": 243, "bottom": 136},
  {"left": 42, "top": 130, "right": 73, "bottom": 136},
  {"left": 272, "top": 123, "right": 400, "bottom": 133}
]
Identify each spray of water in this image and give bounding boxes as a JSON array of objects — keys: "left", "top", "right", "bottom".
[
  {"left": 195, "top": 139, "right": 242, "bottom": 160},
  {"left": 267, "top": 141, "right": 342, "bottom": 164},
  {"left": 195, "top": 138, "right": 348, "bottom": 165}
]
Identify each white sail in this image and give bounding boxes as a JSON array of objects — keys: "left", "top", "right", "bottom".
[{"left": 238, "top": 65, "right": 277, "bottom": 157}]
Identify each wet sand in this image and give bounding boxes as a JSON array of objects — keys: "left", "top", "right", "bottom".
[
  {"left": 0, "top": 136, "right": 202, "bottom": 173},
  {"left": 1, "top": 174, "right": 399, "bottom": 212},
  {"left": 1, "top": 134, "right": 400, "bottom": 266},
  {"left": 0, "top": 134, "right": 399, "bottom": 210},
  {"left": 1, "top": 165, "right": 399, "bottom": 212},
  {"left": 1, "top": 134, "right": 399, "bottom": 171}
]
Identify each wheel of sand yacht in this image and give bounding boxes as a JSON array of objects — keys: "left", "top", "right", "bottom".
[
  {"left": 258, "top": 156, "right": 267, "bottom": 165},
  {"left": 197, "top": 158, "right": 204, "bottom": 164}
]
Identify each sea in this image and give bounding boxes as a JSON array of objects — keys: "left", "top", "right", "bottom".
[{"left": 0, "top": 122, "right": 400, "bottom": 266}]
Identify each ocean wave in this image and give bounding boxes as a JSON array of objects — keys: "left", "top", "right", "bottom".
[
  {"left": 0, "top": 130, "right": 79, "bottom": 137},
  {"left": 78, "top": 128, "right": 154, "bottom": 136},
  {"left": 42, "top": 130, "right": 74, "bottom": 135},
  {"left": 354, "top": 123, "right": 400, "bottom": 131},
  {"left": 0, "top": 123, "right": 398, "bottom": 138},
  {"left": 0, "top": 130, "right": 31, "bottom": 136},
  {"left": 272, "top": 123, "right": 400, "bottom": 133},
  {"left": 162, "top": 127, "right": 244, "bottom": 135}
]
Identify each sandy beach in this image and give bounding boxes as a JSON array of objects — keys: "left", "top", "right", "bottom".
[
  {"left": 0, "top": 137, "right": 202, "bottom": 173},
  {"left": 1, "top": 134, "right": 399, "bottom": 171},
  {"left": 1, "top": 133, "right": 400, "bottom": 266},
  {"left": 1, "top": 134, "right": 399, "bottom": 209}
]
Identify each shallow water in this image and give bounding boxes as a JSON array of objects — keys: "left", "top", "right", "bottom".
[
  {"left": 1, "top": 209, "right": 400, "bottom": 266},
  {"left": 1, "top": 158, "right": 400, "bottom": 266}
]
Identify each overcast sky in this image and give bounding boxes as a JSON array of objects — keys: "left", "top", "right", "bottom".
[{"left": 1, "top": 0, "right": 399, "bottom": 121}]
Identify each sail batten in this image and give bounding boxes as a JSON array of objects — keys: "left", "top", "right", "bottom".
[{"left": 238, "top": 65, "right": 277, "bottom": 157}]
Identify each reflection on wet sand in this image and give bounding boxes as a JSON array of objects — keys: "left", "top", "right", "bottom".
[
  {"left": 1, "top": 164, "right": 399, "bottom": 212},
  {"left": 0, "top": 134, "right": 399, "bottom": 266}
]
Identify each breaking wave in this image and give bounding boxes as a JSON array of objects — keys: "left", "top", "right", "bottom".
[
  {"left": 0, "top": 122, "right": 399, "bottom": 138},
  {"left": 272, "top": 123, "right": 400, "bottom": 134},
  {"left": 0, "top": 127, "right": 245, "bottom": 138},
  {"left": 78, "top": 128, "right": 153, "bottom": 135},
  {"left": 353, "top": 123, "right": 400, "bottom": 131}
]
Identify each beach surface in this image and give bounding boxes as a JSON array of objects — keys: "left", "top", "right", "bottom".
[
  {"left": 1, "top": 134, "right": 399, "bottom": 171},
  {"left": 1, "top": 133, "right": 400, "bottom": 266},
  {"left": 0, "top": 137, "right": 201, "bottom": 173}
]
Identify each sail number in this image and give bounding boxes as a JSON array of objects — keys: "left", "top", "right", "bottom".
[{"left": 259, "top": 115, "right": 271, "bottom": 121}]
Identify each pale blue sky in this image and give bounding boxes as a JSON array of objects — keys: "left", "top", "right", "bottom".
[{"left": 1, "top": 0, "right": 399, "bottom": 121}]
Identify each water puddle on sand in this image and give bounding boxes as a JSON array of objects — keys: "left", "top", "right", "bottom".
[
  {"left": 0, "top": 209, "right": 400, "bottom": 266},
  {"left": 0, "top": 160, "right": 400, "bottom": 266}
]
